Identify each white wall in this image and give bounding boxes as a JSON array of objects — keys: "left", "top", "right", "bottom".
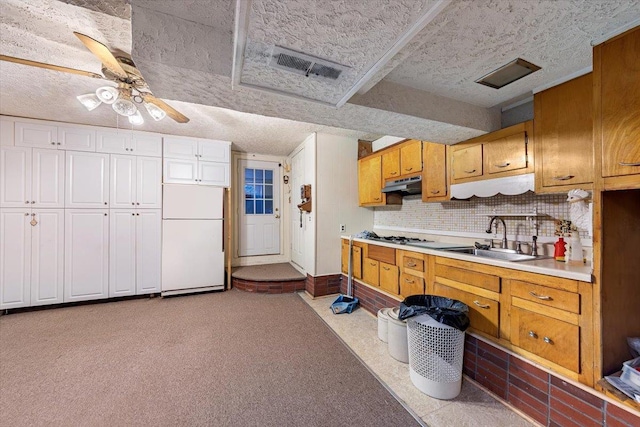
[
  {"left": 314, "top": 133, "right": 374, "bottom": 276},
  {"left": 371, "top": 135, "right": 405, "bottom": 151}
]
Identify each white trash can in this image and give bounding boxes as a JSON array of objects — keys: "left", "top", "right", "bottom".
[
  {"left": 387, "top": 307, "right": 409, "bottom": 363},
  {"left": 377, "top": 308, "right": 391, "bottom": 343},
  {"left": 407, "top": 314, "right": 465, "bottom": 399}
]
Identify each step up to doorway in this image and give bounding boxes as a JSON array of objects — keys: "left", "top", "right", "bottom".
[{"left": 231, "top": 263, "right": 306, "bottom": 293}]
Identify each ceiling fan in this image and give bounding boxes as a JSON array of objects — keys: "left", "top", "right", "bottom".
[{"left": 0, "top": 32, "right": 189, "bottom": 124}]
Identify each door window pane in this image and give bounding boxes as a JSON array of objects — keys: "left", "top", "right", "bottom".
[
  {"left": 245, "top": 200, "right": 254, "bottom": 214},
  {"left": 265, "top": 200, "right": 273, "bottom": 214},
  {"left": 265, "top": 170, "right": 273, "bottom": 184},
  {"left": 256, "top": 200, "right": 264, "bottom": 214},
  {"left": 244, "top": 167, "right": 275, "bottom": 216}
]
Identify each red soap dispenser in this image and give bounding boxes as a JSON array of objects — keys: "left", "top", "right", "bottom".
[{"left": 554, "top": 237, "right": 566, "bottom": 262}]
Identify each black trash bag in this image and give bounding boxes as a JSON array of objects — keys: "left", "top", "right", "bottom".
[{"left": 398, "top": 295, "right": 470, "bottom": 331}]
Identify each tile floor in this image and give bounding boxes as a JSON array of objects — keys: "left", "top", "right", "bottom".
[{"left": 299, "top": 293, "right": 537, "bottom": 427}]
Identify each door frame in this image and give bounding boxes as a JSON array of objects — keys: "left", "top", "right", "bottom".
[{"left": 231, "top": 152, "right": 289, "bottom": 267}]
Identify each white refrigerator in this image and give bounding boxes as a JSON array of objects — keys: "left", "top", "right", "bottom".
[{"left": 161, "top": 184, "right": 225, "bottom": 295}]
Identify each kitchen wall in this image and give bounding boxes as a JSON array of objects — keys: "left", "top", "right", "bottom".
[{"left": 374, "top": 191, "right": 591, "bottom": 246}]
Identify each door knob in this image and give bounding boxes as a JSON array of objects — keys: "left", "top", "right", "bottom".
[{"left": 275, "top": 214, "right": 281, "bottom": 219}]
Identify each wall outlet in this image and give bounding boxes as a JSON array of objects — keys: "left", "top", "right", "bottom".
[{"left": 340, "top": 224, "right": 346, "bottom": 232}]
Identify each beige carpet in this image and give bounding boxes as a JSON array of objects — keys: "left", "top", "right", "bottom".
[
  {"left": 232, "top": 263, "right": 306, "bottom": 281},
  {"left": 0, "top": 291, "right": 421, "bottom": 426}
]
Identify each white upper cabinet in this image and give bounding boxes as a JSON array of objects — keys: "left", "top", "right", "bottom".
[
  {"left": 0, "top": 117, "right": 14, "bottom": 146},
  {"left": 136, "top": 157, "right": 162, "bottom": 208},
  {"left": 64, "top": 209, "right": 109, "bottom": 302},
  {"left": 0, "top": 147, "right": 31, "bottom": 207},
  {"left": 32, "top": 149, "right": 65, "bottom": 208},
  {"left": 110, "top": 154, "right": 136, "bottom": 208},
  {"left": 163, "top": 137, "right": 199, "bottom": 160},
  {"left": 30, "top": 209, "right": 64, "bottom": 306},
  {"left": 163, "top": 158, "right": 198, "bottom": 184},
  {"left": 0, "top": 209, "right": 31, "bottom": 309},
  {"left": 15, "top": 121, "right": 57, "bottom": 148},
  {"left": 97, "top": 130, "right": 162, "bottom": 157},
  {"left": 57, "top": 126, "right": 95, "bottom": 152},
  {"left": 65, "top": 151, "right": 109, "bottom": 208},
  {"left": 199, "top": 161, "right": 230, "bottom": 187},
  {"left": 199, "top": 140, "right": 230, "bottom": 162},
  {"left": 15, "top": 120, "right": 95, "bottom": 151}
]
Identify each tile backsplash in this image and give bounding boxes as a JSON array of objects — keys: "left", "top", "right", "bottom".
[{"left": 374, "top": 192, "right": 591, "bottom": 243}]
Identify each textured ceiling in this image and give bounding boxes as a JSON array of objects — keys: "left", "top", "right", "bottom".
[{"left": 1, "top": 0, "right": 639, "bottom": 155}]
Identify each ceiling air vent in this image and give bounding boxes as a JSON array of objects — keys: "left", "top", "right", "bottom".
[
  {"left": 269, "top": 46, "right": 349, "bottom": 80},
  {"left": 476, "top": 58, "right": 541, "bottom": 89}
]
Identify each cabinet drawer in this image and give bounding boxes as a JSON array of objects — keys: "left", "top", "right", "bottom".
[
  {"left": 434, "top": 282, "right": 499, "bottom": 338},
  {"left": 511, "top": 280, "right": 579, "bottom": 314},
  {"left": 400, "top": 273, "right": 424, "bottom": 298},
  {"left": 434, "top": 262, "right": 500, "bottom": 293},
  {"left": 368, "top": 244, "right": 395, "bottom": 265},
  {"left": 512, "top": 307, "right": 579, "bottom": 372},
  {"left": 363, "top": 258, "right": 379, "bottom": 286},
  {"left": 379, "top": 262, "right": 399, "bottom": 294},
  {"left": 403, "top": 255, "right": 424, "bottom": 272}
]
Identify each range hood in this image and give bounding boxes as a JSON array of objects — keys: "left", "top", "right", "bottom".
[
  {"left": 450, "top": 173, "right": 535, "bottom": 199},
  {"left": 382, "top": 176, "right": 422, "bottom": 195}
]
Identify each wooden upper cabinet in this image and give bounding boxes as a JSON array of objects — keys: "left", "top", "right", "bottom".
[
  {"left": 358, "top": 154, "right": 384, "bottom": 206},
  {"left": 422, "top": 141, "right": 448, "bottom": 201},
  {"left": 595, "top": 26, "right": 640, "bottom": 187},
  {"left": 534, "top": 73, "right": 593, "bottom": 192},
  {"left": 400, "top": 139, "right": 422, "bottom": 175},
  {"left": 484, "top": 131, "right": 528, "bottom": 175},
  {"left": 451, "top": 144, "right": 483, "bottom": 182},
  {"left": 382, "top": 149, "right": 400, "bottom": 180}
]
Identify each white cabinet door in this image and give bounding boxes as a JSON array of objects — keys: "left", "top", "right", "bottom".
[
  {"left": 0, "top": 209, "right": 31, "bottom": 309},
  {"left": 96, "top": 130, "right": 130, "bottom": 155},
  {"left": 32, "top": 149, "right": 65, "bottom": 208},
  {"left": 110, "top": 154, "right": 136, "bottom": 208},
  {"left": 65, "top": 151, "right": 110, "bottom": 208},
  {"left": 131, "top": 133, "right": 162, "bottom": 157},
  {"left": 15, "top": 121, "right": 57, "bottom": 148},
  {"left": 30, "top": 209, "right": 64, "bottom": 306},
  {"left": 0, "top": 117, "right": 14, "bottom": 146},
  {"left": 64, "top": 209, "right": 109, "bottom": 302},
  {"left": 137, "top": 156, "right": 162, "bottom": 208},
  {"left": 198, "top": 140, "right": 230, "bottom": 162},
  {"left": 0, "top": 147, "right": 31, "bottom": 207},
  {"left": 136, "top": 210, "right": 161, "bottom": 294},
  {"left": 163, "top": 137, "right": 198, "bottom": 160},
  {"left": 163, "top": 158, "right": 197, "bottom": 184},
  {"left": 58, "top": 126, "right": 95, "bottom": 152},
  {"left": 199, "top": 161, "right": 229, "bottom": 187},
  {"left": 109, "top": 210, "right": 136, "bottom": 297}
]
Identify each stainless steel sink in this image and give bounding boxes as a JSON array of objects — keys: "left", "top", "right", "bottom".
[{"left": 441, "top": 247, "right": 545, "bottom": 262}]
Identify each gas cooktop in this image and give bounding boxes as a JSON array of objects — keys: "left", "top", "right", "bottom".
[{"left": 359, "top": 231, "right": 432, "bottom": 245}]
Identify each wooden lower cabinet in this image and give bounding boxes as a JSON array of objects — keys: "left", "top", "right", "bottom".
[
  {"left": 362, "top": 258, "right": 379, "bottom": 287},
  {"left": 341, "top": 240, "right": 362, "bottom": 279},
  {"left": 400, "top": 273, "right": 424, "bottom": 298},
  {"left": 379, "top": 262, "right": 399, "bottom": 294},
  {"left": 434, "top": 282, "right": 499, "bottom": 338}
]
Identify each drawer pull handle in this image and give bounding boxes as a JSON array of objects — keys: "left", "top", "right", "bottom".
[
  {"left": 529, "top": 331, "right": 538, "bottom": 339},
  {"left": 543, "top": 337, "right": 553, "bottom": 344},
  {"left": 407, "top": 262, "right": 417, "bottom": 267},
  {"left": 430, "top": 190, "right": 440, "bottom": 194},
  {"left": 619, "top": 161, "right": 640, "bottom": 167},
  {"left": 494, "top": 162, "right": 510, "bottom": 168},
  {"left": 370, "top": 262, "right": 376, "bottom": 266},
  {"left": 464, "top": 169, "right": 476, "bottom": 174},
  {"left": 374, "top": 197, "right": 381, "bottom": 201},
  {"left": 404, "top": 279, "right": 415, "bottom": 284},
  {"left": 382, "top": 267, "right": 390, "bottom": 271},
  {"left": 404, "top": 167, "right": 413, "bottom": 171},
  {"left": 473, "top": 300, "right": 490, "bottom": 309},
  {"left": 552, "top": 175, "right": 574, "bottom": 181},
  {"left": 529, "top": 291, "right": 552, "bottom": 301},
  {"left": 390, "top": 171, "right": 398, "bottom": 175}
]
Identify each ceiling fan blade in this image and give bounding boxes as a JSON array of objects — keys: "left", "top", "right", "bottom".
[
  {"left": 142, "top": 94, "right": 190, "bottom": 123},
  {"left": 73, "top": 32, "right": 127, "bottom": 79},
  {"left": 0, "top": 55, "right": 104, "bottom": 79}
]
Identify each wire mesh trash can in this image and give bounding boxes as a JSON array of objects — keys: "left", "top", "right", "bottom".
[
  {"left": 407, "top": 314, "right": 465, "bottom": 399},
  {"left": 377, "top": 308, "right": 391, "bottom": 343},
  {"left": 387, "top": 307, "right": 409, "bottom": 363}
]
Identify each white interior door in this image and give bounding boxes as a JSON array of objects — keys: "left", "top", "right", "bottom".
[
  {"left": 0, "top": 147, "right": 31, "bottom": 207},
  {"left": 110, "top": 154, "right": 136, "bottom": 208},
  {"left": 238, "top": 159, "right": 281, "bottom": 257},
  {"left": 136, "top": 210, "right": 161, "bottom": 294},
  {"left": 109, "top": 210, "right": 137, "bottom": 297},
  {"left": 0, "top": 209, "right": 31, "bottom": 309},
  {"left": 32, "top": 149, "right": 64, "bottom": 208},
  {"left": 290, "top": 149, "right": 305, "bottom": 269},
  {"left": 30, "top": 209, "right": 64, "bottom": 306}
]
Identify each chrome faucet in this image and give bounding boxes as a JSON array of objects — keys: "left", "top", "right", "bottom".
[
  {"left": 531, "top": 235, "right": 539, "bottom": 256},
  {"left": 486, "top": 216, "right": 508, "bottom": 249}
]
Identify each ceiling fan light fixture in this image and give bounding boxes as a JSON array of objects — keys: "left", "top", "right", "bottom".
[
  {"left": 112, "top": 93, "right": 137, "bottom": 117},
  {"left": 144, "top": 101, "right": 166, "bottom": 121},
  {"left": 76, "top": 93, "right": 102, "bottom": 111},
  {"left": 128, "top": 110, "right": 144, "bottom": 125},
  {"left": 95, "top": 86, "right": 119, "bottom": 104}
]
